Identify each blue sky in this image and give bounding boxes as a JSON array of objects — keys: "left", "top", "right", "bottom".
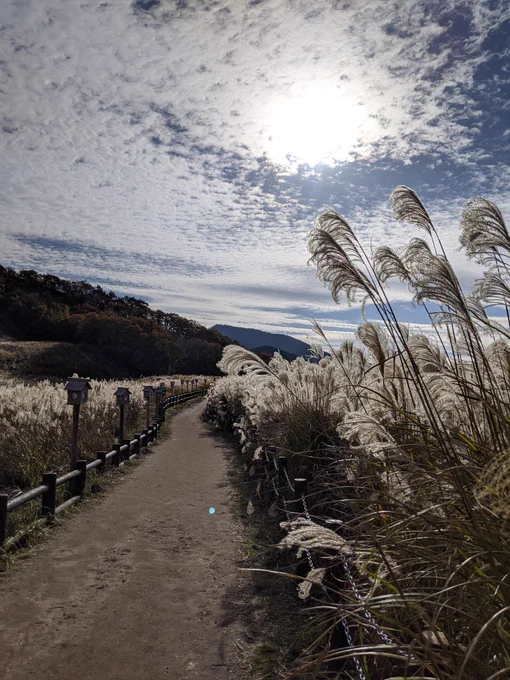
[{"left": 1, "top": 0, "right": 509, "bottom": 344}]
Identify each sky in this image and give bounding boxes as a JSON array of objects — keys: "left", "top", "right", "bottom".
[{"left": 1, "top": 0, "right": 509, "bottom": 345}]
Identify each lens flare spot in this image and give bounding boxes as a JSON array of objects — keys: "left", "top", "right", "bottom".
[{"left": 209, "top": 507, "right": 216, "bottom": 515}]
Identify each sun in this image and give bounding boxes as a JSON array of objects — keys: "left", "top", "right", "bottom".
[{"left": 263, "top": 82, "right": 373, "bottom": 167}]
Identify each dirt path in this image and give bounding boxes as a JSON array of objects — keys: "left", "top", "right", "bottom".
[{"left": 0, "top": 402, "right": 251, "bottom": 680}]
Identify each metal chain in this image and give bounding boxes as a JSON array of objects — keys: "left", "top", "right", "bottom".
[
  {"left": 300, "top": 491, "right": 366, "bottom": 678},
  {"left": 303, "top": 546, "right": 315, "bottom": 571},
  {"left": 305, "top": 496, "right": 406, "bottom": 656},
  {"left": 301, "top": 495, "right": 367, "bottom": 679},
  {"left": 301, "top": 492, "right": 312, "bottom": 520},
  {"left": 341, "top": 617, "right": 367, "bottom": 680},
  {"left": 254, "top": 450, "right": 411, "bottom": 677},
  {"left": 302, "top": 496, "right": 413, "bottom": 670},
  {"left": 282, "top": 496, "right": 315, "bottom": 572},
  {"left": 342, "top": 558, "right": 397, "bottom": 644}
]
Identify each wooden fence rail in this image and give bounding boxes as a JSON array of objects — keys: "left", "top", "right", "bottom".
[{"left": 0, "top": 389, "right": 207, "bottom": 551}]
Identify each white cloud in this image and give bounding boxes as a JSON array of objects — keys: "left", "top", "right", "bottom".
[{"left": 1, "top": 0, "right": 509, "bottom": 338}]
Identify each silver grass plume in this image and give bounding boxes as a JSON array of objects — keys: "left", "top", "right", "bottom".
[
  {"left": 466, "top": 293, "right": 510, "bottom": 340},
  {"left": 404, "top": 237, "right": 433, "bottom": 269},
  {"left": 395, "top": 322, "right": 410, "bottom": 343},
  {"left": 279, "top": 517, "right": 354, "bottom": 557},
  {"left": 337, "top": 339, "right": 368, "bottom": 385},
  {"left": 484, "top": 340, "right": 510, "bottom": 377},
  {"left": 218, "top": 345, "right": 272, "bottom": 377},
  {"left": 308, "top": 209, "right": 377, "bottom": 306},
  {"left": 475, "top": 448, "right": 510, "bottom": 520},
  {"left": 404, "top": 238, "right": 468, "bottom": 319},
  {"left": 373, "top": 245, "right": 412, "bottom": 285},
  {"left": 311, "top": 208, "right": 362, "bottom": 262},
  {"left": 357, "top": 322, "right": 391, "bottom": 373},
  {"left": 312, "top": 321, "right": 367, "bottom": 385},
  {"left": 391, "top": 185, "right": 434, "bottom": 236},
  {"left": 340, "top": 411, "right": 397, "bottom": 457},
  {"left": 424, "top": 372, "right": 465, "bottom": 427},
  {"left": 472, "top": 271, "right": 510, "bottom": 309},
  {"left": 460, "top": 198, "right": 510, "bottom": 265},
  {"left": 407, "top": 334, "right": 445, "bottom": 373}
]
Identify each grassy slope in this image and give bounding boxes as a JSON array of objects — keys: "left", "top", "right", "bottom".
[{"left": 0, "top": 341, "right": 128, "bottom": 381}]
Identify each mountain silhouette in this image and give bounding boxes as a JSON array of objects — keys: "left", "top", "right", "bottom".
[{"left": 211, "top": 324, "right": 311, "bottom": 358}]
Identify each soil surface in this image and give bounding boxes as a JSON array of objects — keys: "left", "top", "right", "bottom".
[{"left": 0, "top": 401, "right": 252, "bottom": 680}]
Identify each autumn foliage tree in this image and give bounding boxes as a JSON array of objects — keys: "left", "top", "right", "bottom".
[{"left": 0, "top": 267, "right": 229, "bottom": 377}]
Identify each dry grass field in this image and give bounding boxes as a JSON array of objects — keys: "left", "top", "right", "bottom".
[{"left": 0, "top": 374, "right": 209, "bottom": 491}]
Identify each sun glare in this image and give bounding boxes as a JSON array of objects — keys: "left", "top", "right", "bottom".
[{"left": 263, "top": 82, "right": 374, "bottom": 167}]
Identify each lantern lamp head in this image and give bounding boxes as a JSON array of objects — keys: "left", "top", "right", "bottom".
[
  {"left": 64, "top": 377, "right": 92, "bottom": 405},
  {"left": 114, "top": 387, "right": 131, "bottom": 406},
  {"left": 143, "top": 385, "right": 155, "bottom": 399}
]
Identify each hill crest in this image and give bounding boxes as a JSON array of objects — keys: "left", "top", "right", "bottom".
[{"left": 210, "top": 324, "right": 311, "bottom": 357}]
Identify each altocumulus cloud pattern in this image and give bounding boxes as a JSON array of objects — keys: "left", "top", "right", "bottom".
[{"left": 1, "top": 0, "right": 509, "bottom": 341}]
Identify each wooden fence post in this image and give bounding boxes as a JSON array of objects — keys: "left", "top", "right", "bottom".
[
  {"left": 75, "top": 460, "right": 87, "bottom": 498},
  {"left": 122, "top": 440, "right": 131, "bottom": 462},
  {"left": 134, "top": 434, "right": 142, "bottom": 456},
  {"left": 97, "top": 451, "right": 107, "bottom": 473},
  {"left": 294, "top": 478, "right": 307, "bottom": 514},
  {"left": 41, "top": 472, "right": 57, "bottom": 518},
  {"left": 70, "top": 403, "right": 81, "bottom": 471},
  {"left": 118, "top": 404, "right": 125, "bottom": 444},
  {"left": 0, "top": 494, "right": 8, "bottom": 548},
  {"left": 112, "top": 444, "right": 122, "bottom": 467}
]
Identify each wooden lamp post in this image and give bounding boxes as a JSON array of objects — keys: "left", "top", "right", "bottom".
[
  {"left": 156, "top": 383, "right": 167, "bottom": 416},
  {"left": 64, "top": 377, "right": 92, "bottom": 470},
  {"left": 155, "top": 383, "right": 166, "bottom": 418},
  {"left": 114, "top": 388, "right": 131, "bottom": 443},
  {"left": 143, "top": 386, "right": 155, "bottom": 429}
]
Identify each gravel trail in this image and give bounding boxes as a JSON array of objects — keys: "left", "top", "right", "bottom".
[{"left": 0, "top": 401, "right": 250, "bottom": 680}]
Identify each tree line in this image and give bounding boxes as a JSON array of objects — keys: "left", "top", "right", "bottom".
[{"left": 0, "top": 266, "right": 232, "bottom": 377}]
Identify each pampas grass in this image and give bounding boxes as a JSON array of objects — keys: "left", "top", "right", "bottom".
[{"left": 207, "top": 186, "right": 510, "bottom": 680}]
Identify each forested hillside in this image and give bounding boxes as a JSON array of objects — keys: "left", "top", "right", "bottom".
[{"left": 0, "top": 266, "right": 230, "bottom": 378}]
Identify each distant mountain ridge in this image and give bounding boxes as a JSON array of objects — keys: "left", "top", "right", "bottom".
[{"left": 210, "top": 324, "right": 311, "bottom": 358}]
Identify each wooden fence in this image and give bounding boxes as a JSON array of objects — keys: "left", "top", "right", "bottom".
[{"left": 0, "top": 388, "right": 207, "bottom": 551}]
